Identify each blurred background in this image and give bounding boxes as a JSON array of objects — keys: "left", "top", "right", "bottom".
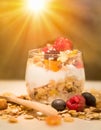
[{"left": 0, "top": 0, "right": 101, "bottom": 80}]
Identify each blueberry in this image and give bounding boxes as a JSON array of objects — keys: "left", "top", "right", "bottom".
[
  {"left": 82, "top": 92, "right": 96, "bottom": 106},
  {"left": 51, "top": 99, "right": 66, "bottom": 111}
]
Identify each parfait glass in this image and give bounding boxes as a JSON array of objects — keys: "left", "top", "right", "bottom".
[{"left": 25, "top": 48, "right": 85, "bottom": 104}]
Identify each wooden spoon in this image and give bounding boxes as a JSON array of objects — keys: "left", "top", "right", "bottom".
[{"left": 0, "top": 95, "right": 58, "bottom": 116}]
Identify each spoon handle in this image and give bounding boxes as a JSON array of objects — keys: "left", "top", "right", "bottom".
[{"left": 0, "top": 95, "right": 58, "bottom": 116}]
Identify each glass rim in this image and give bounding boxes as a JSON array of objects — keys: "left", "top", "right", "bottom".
[
  {"left": 28, "top": 48, "right": 42, "bottom": 55},
  {"left": 28, "top": 48, "right": 82, "bottom": 57}
]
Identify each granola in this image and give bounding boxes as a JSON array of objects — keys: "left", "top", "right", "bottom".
[
  {"left": 0, "top": 89, "right": 101, "bottom": 124},
  {"left": 27, "top": 76, "right": 84, "bottom": 103}
]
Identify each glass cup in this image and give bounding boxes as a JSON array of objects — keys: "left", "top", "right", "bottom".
[{"left": 25, "top": 48, "right": 85, "bottom": 104}]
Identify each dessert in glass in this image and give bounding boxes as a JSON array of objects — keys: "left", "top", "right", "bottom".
[{"left": 25, "top": 37, "right": 85, "bottom": 104}]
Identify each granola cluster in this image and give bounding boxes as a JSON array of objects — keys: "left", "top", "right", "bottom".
[{"left": 27, "top": 76, "right": 84, "bottom": 103}]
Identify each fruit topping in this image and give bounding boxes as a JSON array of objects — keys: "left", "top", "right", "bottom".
[
  {"left": 53, "top": 37, "right": 73, "bottom": 51},
  {"left": 82, "top": 92, "right": 96, "bottom": 107},
  {"left": 43, "top": 45, "right": 61, "bottom": 71},
  {"left": 51, "top": 99, "right": 66, "bottom": 111},
  {"left": 42, "top": 44, "right": 53, "bottom": 53},
  {"left": 44, "top": 48, "right": 60, "bottom": 60},
  {"left": 44, "top": 60, "right": 61, "bottom": 72},
  {"left": 66, "top": 95, "right": 85, "bottom": 111},
  {"left": 45, "top": 115, "right": 61, "bottom": 126}
]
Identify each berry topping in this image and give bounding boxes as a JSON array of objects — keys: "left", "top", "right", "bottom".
[
  {"left": 42, "top": 44, "right": 53, "bottom": 53},
  {"left": 66, "top": 95, "right": 85, "bottom": 111},
  {"left": 53, "top": 37, "right": 73, "bottom": 51},
  {"left": 43, "top": 45, "right": 61, "bottom": 72},
  {"left": 82, "top": 92, "right": 96, "bottom": 107},
  {"left": 44, "top": 48, "right": 60, "bottom": 60},
  {"left": 51, "top": 99, "right": 66, "bottom": 111}
]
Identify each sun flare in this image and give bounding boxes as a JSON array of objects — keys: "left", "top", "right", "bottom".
[
  {"left": 26, "top": 0, "right": 48, "bottom": 13},
  {"left": 0, "top": 0, "right": 67, "bottom": 50}
]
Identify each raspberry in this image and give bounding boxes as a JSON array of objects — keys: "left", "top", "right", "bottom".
[
  {"left": 53, "top": 37, "right": 73, "bottom": 51},
  {"left": 66, "top": 95, "right": 85, "bottom": 111}
]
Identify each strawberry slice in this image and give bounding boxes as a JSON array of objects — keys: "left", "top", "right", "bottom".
[{"left": 53, "top": 37, "right": 73, "bottom": 51}]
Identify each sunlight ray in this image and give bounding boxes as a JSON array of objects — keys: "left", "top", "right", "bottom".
[
  {"left": 0, "top": 8, "right": 23, "bottom": 18},
  {"left": 3, "top": 14, "right": 31, "bottom": 65},
  {"left": 10, "top": 14, "right": 31, "bottom": 49},
  {"left": 44, "top": 10, "right": 66, "bottom": 34},
  {"left": 39, "top": 14, "right": 61, "bottom": 39}
]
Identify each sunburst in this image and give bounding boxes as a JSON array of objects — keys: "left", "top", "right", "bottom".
[
  {"left": 0, "top": 0, "right": 69, "bottom": 63},
  {"left": 26, "top": 0, "right": 48, "bottom": 13}
]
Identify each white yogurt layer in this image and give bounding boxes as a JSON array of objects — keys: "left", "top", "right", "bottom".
[
  {"left": 25, "top": 63, "right": 85, "bottom": 88},
  {"left": 66, "top": 64, "right": 85, "bottom": 80}
]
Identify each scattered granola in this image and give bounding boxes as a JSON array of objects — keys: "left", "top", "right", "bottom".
[
  {"left": 63, "top": 116, "right": 74, "bottom": 122},
  {"left": 0, "top": 89, "right": 101, "bottom": 125},
  {"left": 0, "top": 99, "right": 8, "bottom": 110},
  {"left": 8, "top": 117, "right": 18, "bottom": 123},
  {"left": 24, "top": 115, "right": 34, "bottom": 119}
]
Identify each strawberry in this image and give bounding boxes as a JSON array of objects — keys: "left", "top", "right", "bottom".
[
  {"left": 66, "top": 95, "right": 85, "bottom": 111},
  {"left": 53, "top": 37, "right": 73, "bottom": 51}
]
